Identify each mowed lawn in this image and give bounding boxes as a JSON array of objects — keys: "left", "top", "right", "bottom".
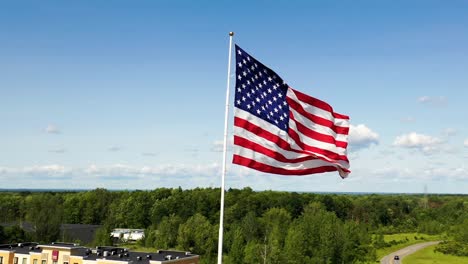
[
  {"left": 375, "top": 233, "right": 441, "bottom": 260},
  {"left": 403, "top": 244, "right": 468, "bottom": 264}
]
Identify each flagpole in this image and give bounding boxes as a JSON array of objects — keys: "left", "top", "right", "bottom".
[{"left": 217, "top": 31, "right": 234, "bottom": 264}]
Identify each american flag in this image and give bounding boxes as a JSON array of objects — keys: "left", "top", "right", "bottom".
[{"left": 232, "top": 45, "right": 350, "bottom": 178}]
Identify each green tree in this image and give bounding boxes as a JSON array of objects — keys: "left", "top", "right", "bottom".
[
  {"left": 177, "top": 214, "right": 216, "bottom": 257},
  {"left": 25, "top": 193, "right": 63, "bottom": 243},
  {"left": 0, "top": 226, "right": 6, "bottom": 243},
  {"left": 143, "top": 227, "right": 157, "bottom": 248},
  {"left": 81, "top": 189, "right": 115, "bottom": 225},
  {"left": 228, "top": 226, "right": 245, "bottom": 264},
  {"left": 92, "top": 225, "right": 113, "bottom": 247},
  {"left": 284, "top": 203, "right": 343, "bottom": 263},
  {"left": 342, "top": 221, "right": 376, "bottom": 263},
  {"left": 62, "top": 195, "right": 82, "bottom": 224},
  {"left": 284, "top": 223, "right": 306, "bottom": 264},
  {"left": 454, "top": 219, "right": 468, "bottom": 243},
  {"left": 155, "top": 214, "right": 182, "bottom": 249},
  {"left": 4, "top": 225, "right": 29, "bottom": 243},
  {"left": 261, "top": 208, "right": 291, "bottom": 264},
  {"left": 0, "top": 194, "right": 22, "bottom": 223},
  {"left": 108, "top": 191, "right": 152, "bottom": 228},
  {"left": 240, "top": 212, "right": 261, "bottom": 242},
  {"left": 243, "top": 240, "right": 262, "bottom": 264}
]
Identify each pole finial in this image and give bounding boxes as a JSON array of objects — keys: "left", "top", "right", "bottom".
[{"left": 229, "top": 32, "right": 234, "bottom": 36}]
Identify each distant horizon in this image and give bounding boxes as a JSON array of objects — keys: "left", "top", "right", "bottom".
[{"left": 1, "top": 187, "right": 467, "bottom": 196}]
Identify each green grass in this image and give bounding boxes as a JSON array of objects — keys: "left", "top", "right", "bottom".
[
  {"left": 374, "top": 233, "right": 441, "bottom": 262},
  {"left": 403, "top": 244, "right": 468, "bottom": 264}
]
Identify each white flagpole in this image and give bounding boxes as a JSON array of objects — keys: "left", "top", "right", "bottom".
[{"left": 217, "top": 31, "right": 234, "bottom": 264}]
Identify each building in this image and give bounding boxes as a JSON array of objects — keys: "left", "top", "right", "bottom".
[
  {"left": 60, "top": 225, "right": 102, "bottom": 245},
  {"left": 0, "top": 243, "right": 198, "bottom": 264},
  {"left": 110, "top": 229, "right": 144, "bottom": 242}
]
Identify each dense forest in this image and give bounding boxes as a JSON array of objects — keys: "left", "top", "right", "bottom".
[{"left": 0, "top": 188, "right": 467, "bottom": 263}]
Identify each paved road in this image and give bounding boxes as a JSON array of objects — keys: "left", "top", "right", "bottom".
[{"left": 380, "top": 241, "right": 441, "bottom": 264}]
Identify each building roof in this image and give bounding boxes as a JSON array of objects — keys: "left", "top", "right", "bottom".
[
  {"left": 0, "top": 243, "right": 41, "bottom": 254},
  {"left": 74, "top": 246, "right": 197, "bottom": 263},
  {"left": 39, "top": 242, "right": 83, "bottom": 250}
]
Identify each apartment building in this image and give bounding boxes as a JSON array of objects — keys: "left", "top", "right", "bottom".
[{"left": 0, "top": 243, "right": 198, "bottom": 264}]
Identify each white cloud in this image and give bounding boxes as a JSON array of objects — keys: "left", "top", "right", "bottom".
[
  {"left": 401, "top": 117, "right": 415, "bottom": 123},
  {"left": 0, "top": 163, "right": 224, "bottom": 189},
  {"left": 372, "top": 167, "right": 414, "bottom": 179},
  {"left": 418, "top": 96, "right": 431, "bottom": 103},
  {"left": 31, "top": 165, "right": 66, "bottom": 173},
  {"left": 108, "top": 146, "right": 122, "bottom": 152},
  {"left": 417, "top": 96, "right": 447, "bottom": 106},
  {"left": 211, "top": 140, "right": 224, "bottom": 152},
  {"left": 464, "top": 139, "right": 468, "bottom": 148},
  {"left": 1, "top": 162, "right": 466, "bottom": 191},
  {"left": 184, "top": 147, "right": 200, "bottom": 153},
  {"left": 423, "top": 167, "right": 468, "bottom": 181},
  {"left": 348, "top": 124, "right": 379, "bottom": 150},
  {"left": 370, "top": 166, "right": 468, "bottom": 181},
  {"left": 45, "top": 124, "right": 60, "bottom": 134},
  {"left": 84, "top": 164, "right": 139, "bottom": 177},
  {"left": 49, "top": 148, "right": 66, "bottom": 153},
  {"left": 0, "top": 167, "right": 8, "bottom": 174},
  {"left": 442, "top": 145, "right": 459, "bottom": 154},
  {"left": 20, "top": 165, "right": 71, "bottom": 178},
  {"left": 442, "top": 128, "right": 457, "bottom": 137},
  {"left": 393, "top": 132, "right": 443, "bottom": 154},
  {"left": 142, "top": 152, "right": 158, "bottom": 157},
  {"left": 0, "top": 163, "right": 221, "bottom": 179},
  {"left": 211, "top": 138, "right": 234, "bottom": 152}
]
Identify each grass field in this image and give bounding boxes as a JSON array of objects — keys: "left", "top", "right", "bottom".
[
  {"left": 374, "top": 233, "right": 441, "bottom": 262},
  {"left": 403, "top": 244, "right": 468, "bottom": 264}
]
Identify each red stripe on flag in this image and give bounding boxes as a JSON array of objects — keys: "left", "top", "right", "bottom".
[
  {"left": 287, "top": 96, "right": 349, "bottom": 135},
  {"left": 234, "top": 117, "right": 300, "bottom": 153},
  {"left": 234, "top": 136, "right": 321, "bottom": 164},
  {"left": 287, "top": 128, "right": 349, "bottom": 163},
  {"left": 290, "top": 116, "right": 349, "bottom": 149},
  {"left": 291, "top": 88, "right": 349, "bottom": 120},
  {"left": 234, "top": 116, "right": 349, "bottom": 163},
  {"left": 233, "top": 155, "right": 340, "bottom": 175},
  {"left": 289, "top": 112, "right": 348, "bottom": 148}
]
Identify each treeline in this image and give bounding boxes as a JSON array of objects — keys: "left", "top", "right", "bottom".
[{"left": 0, "top": 188, "right": 467, "bottom": 263}]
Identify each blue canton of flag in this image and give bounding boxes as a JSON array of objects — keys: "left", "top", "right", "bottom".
[{"left": 234, "top": 45, "right": 290, "bottom": 131}]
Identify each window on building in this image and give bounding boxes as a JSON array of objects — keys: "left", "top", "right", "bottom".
[
  {"left": 0, "top": 256, "right": 3, "bottom": 264},
  {"left": 52, "top": 261, "right": 57, "bottom": 264},
  {"left": 14, "top": 257, "right": 18, "bottom": 264},
  {"left": 22, "top": 258, "right": 27, "bottom": 264},
  {"left": 41, "top": 260, "right": 46, "bottom": 264},
  {"left": 33, "top": 260, "right": 38, "bottom": 264},
  {"left": 63, "top": 262, "right": 68, "bottom": 264}
]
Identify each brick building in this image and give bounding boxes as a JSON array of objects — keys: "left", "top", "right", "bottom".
[{"left": 0, "top": 243, "right": 198, "bottom": 264}]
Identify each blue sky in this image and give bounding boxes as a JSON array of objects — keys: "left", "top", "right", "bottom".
[{"left": 1, "top": 0, "right": 468, "bottom": 193}]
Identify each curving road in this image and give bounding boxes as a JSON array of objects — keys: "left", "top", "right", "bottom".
[{"left": 380, "top": 241, "right": 441, "bottom": 264}]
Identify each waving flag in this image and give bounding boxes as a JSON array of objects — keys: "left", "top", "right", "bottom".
[{"left": 233, "top": 45, "right": 350, "bottom": 178}]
